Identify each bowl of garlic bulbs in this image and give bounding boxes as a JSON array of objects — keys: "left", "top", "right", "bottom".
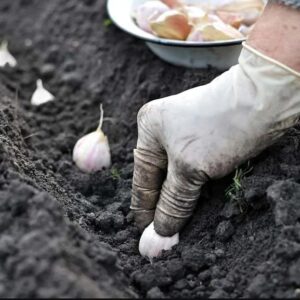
[{"left": 107, "top": 0, "right": 266, "bottom": 69}]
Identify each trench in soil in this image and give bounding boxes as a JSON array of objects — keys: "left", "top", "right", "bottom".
[{"left": 0, "top": 0, "right": 300, "bottom": 298}]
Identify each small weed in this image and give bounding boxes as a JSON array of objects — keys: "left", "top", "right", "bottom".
[
  {"left": 103, "top": 18, "right": 112, "bottom": 27},
  {"left": 225, "top": 162, "right": 253, "bottom": 213},
  {"left": 111, "top": 167, "right": 121, "bottom": 180}
]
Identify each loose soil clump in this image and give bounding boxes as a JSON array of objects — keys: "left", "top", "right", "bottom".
[{"left": 0, "top": 0, "right": 299, "bottom": 298}]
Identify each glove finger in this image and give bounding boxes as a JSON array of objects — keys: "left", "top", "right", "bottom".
[
  {"left": 131, "top": 147, "right": 167, "bottom": 231},
  {"left": 154, "top": 165, "right": 208, "bottom": 236}
]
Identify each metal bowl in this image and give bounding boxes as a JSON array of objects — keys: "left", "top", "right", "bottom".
[{"left": 107, "top": 0, "right": 246, "bottom": 69}]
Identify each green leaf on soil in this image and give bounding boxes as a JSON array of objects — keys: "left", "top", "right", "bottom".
[{"left": 103, "top": 18, "right": 112, "bottom": 27}]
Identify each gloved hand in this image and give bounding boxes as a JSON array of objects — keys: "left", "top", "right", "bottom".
[{"left": 131, "top": 43, "right": 300, "bottom": 259}]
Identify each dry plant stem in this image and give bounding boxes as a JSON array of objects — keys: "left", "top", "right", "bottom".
[
  {"left": 248, "top": 2, "right": 300, "bottom": 72},
  {"left": 97, "top": 104, "right": 104, "bottom": 131}
]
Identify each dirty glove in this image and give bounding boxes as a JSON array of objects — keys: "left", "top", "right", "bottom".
[{"left": 131, "top": 43, "right": 300, "bottom": 257}]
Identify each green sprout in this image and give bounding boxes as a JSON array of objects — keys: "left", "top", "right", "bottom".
[
  {"left": 103, "top": 18, "right": 112, "bottom": 27},
  {"left": 225, "top": 162, "right": 253, "bottom": 213},
  {"left": 111, "top": 167, "right": 121, "bottom": 180}
]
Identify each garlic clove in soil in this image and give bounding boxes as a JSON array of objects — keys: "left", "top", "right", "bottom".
[
  {"left": 135, "top": 1, "right": 170, "bottom": 33},
  {"left": 0, "top": 40, "right": 17, "bottom": 68},
  {"left": 73, "top": 104, "right": 111, "bottom": 174},
  {"left": 31, "top": 79, "right": 55, "bottom": 106},
  {"left": 139, "top": 222, "right": 179, "bottom": 260},
  {"left": 150, "top": 10, "right": 192, "bottom": 40},
  {"left": 187, "top": 21, "right": 243, "bottom": 42}
]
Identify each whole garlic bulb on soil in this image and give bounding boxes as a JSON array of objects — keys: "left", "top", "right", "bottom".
[
  {"left": 139, "top": 222, "right": 179, "bottom": 260},
  {"left": 73, "top": 104, "right": 111, "bottom": 174},
  {"left": 135, "top": 1, "right": 169, "bottom": 33},
  {"left": 31, "top": 79, "right": 55, "bottom": 106},
  {"left": 0, "top": 40, "right": 17, "bottom": 68}
]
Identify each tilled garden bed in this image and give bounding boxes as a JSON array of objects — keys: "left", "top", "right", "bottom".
[{"left": 0, "top": 0, "right": 299, "bottom": 298}]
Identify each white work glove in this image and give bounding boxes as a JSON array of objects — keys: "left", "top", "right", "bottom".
[{"left": 131, "top": 43, "right": 300, "bottom": 259}]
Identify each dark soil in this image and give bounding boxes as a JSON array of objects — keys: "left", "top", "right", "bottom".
[{"left": 0, "top": 0, "right": 299, "bottom": 298}]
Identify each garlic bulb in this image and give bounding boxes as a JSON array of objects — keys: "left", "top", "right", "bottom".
[
  {"left": 0, "top": 41, "right": 17, "bottom": 68},
  {"left": 135, "top": 1, "right": 169, "bottom": 33},
  {"left": 31, "top": 79, "right": 55, "bottom": 106},
  {"left": 73, "top": 104, "right": 111, "bottom": 174},
  {"left": 139, "top": 222, "right": 179, "bottom": 260},
  {"left": 150, "top": 10, "right": 192, "bottom": 40}
]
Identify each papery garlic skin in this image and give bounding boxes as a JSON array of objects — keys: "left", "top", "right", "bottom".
[
  {"left": 139, "top": 222, "right": 179, "bottom": 259},
  {"left": 135, "top": 1, "right": 169, "bottom": 33},
  {"left": 31, "top": 79, "right": 55, "bottom": 106},
  {"left": 73, "top": 130, "right": 111, "bottom": 173},
  {"left": 0, "top": 41, "right": 17, "bottom": 68}
]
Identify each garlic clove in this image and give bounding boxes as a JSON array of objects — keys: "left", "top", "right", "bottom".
[
  {"left": 178, "top": 5, "right": 207, "bottom": 26},
  {"left": 186, "top": 26, "right": 204, "bottom": 42},
  {"left": 217, "top": 0, "right": 265, "bottom": 12},
  {"left": 216, "top": 10, "right": 260, "bottom": 27},
  {"left": 215, "top": 11, "right": 243, "bottom": 28},
  {"left": 161, "top": 0, "right": 183, "bottom": 8},
  {"left": 0, "top": 41, "right": 17, "bottom": 68},
  {"left": 73, "top": 131, "right": 111, "bottom": 173},
  {"left": 216, "top": 0, "right": 265, "bottom": 26},
  {"left": 139, "top": 222, "right": 179, "bottom": 260},
  {"left": 238, "top": 24, "right": 254, "bottom": 36},
  {"left": 73, "top": 104, "right": 112, "bottom": 174},
  {"left": 31, "top": 79, "right": 55, "bottom": 106},
  {"left": 135, "top": 1, "right": 170, "bottom": 33},
  {"left": 150, "top": 10, "right": 192, "bottom": 40},
  {"left": 187, "top": 21, "right": 243, "bottom": 42}
]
